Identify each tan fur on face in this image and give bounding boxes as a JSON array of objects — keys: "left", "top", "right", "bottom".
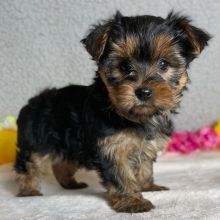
[
  {"left": 151, "top": 34, "right": 186, "bottom": 68},
  {"left": 99, "top": 33, "right": 188, "bottom": 122},
  {"left": 98, "top": 70, "right": 143, "bottom": 122},
  {"left": 175, "top": 71, "right": 189, "bottom": 93},
  {"left": 108, "top": 83, "right": 157, "bottom": 122},
  {"left": 148, "top": 82, "right": 176, "bottom": 109},
  {"left": 108, "top": 84, "right": 136, "bottom": 111},
  {"left": 100, "top": 71, "right": 179, "bottom": 122},
  {"left": 130, "top": 105, "right": 155, "bottom": 117},
  {"left": 112, "top": 35, "right": 138, "bottom": 57},
  {"left": 151, "top": 35, "right": 176, "bottom": 60}
]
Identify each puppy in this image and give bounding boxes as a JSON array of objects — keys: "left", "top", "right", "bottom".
[{"left": 14, "top": 11, "right": 210, "bottom": 213}]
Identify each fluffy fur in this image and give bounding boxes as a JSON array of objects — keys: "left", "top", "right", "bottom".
[{"left": 14, "top": 11, "right": 210, "bottom": 213}]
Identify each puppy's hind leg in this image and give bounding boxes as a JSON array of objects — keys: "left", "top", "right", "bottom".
[
  {"left": 52, "top": 161, "right": 88, "bottom": 189},
  {"left": 14, "top": 150, "right": 45, "bottom": 197}
]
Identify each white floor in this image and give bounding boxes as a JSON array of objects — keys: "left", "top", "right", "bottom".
[{"left": 0, "top": 152, "right": 220, "bottom": 220}]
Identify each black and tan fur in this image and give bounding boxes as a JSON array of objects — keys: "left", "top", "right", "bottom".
[{"left": 14, "top": 11, "right": 210, "bottom": 213}]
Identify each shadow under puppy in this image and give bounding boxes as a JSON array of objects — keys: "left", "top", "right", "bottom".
[{"left": 14, "top": 11, "right": 210, "bottom": 213}]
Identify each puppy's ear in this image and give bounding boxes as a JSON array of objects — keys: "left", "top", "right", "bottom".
[
  {"left": 81, "top": 11, "right": 123, "bottom": 63},
  {"left": 166, "top": 12, "right": 211, "bottom": 60},
  {"left": 81, "top": 23, "right": 111, "bottom": 63}
]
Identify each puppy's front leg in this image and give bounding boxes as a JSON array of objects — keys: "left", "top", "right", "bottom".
[
  {"left": 98, "top": 131, "right": 154, "bottom": 213},
  {"left": 104, "top": 169, "right": 155, "bottom": 213},
  {"left": 137, "top": 160, "right": 169, "bottom": 192}
]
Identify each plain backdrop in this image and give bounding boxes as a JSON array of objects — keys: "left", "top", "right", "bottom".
[{"left": 0, "top": 0, "right": 219, "bottom": 131}]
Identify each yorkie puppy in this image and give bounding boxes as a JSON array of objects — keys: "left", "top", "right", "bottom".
[{"left": 14, "top": 11, "right": 210, "bottom": 213}]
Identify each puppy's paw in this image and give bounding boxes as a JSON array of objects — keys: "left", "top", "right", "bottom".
[
  {"left": 17, "top": 190, "right": 43, "bottom": 197},
  {"left": 61, "top": 181, "right": 88, "bottom": 190},
  {"left": 142, "top": 183, "right": 169, "bottom": 192},
  {"left": 107, "top": 194, "right": 154, "bottom": 213}
]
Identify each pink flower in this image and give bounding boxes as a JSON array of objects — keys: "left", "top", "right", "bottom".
[
  {"left": 166, "top": 126, "right": 220, "bottom": 154},
  {"left": 195, "top": 127, "right": 220, "bottom": 150}
]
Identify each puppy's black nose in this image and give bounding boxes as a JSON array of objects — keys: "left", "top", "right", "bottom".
[{"left": 135, "top": 88, "right": 152, "bottom": 101}]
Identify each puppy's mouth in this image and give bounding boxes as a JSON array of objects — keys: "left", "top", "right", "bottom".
[
  {"left": 128, "top": 105, "right": 156, "bottom": 117},
  {"left": 129, "top": 97, "right": 156, "bottom": 114},
  {"left": 130, "top": 95, "right": 175, "bottom": 116},
  {"left": 135, "top": 98, "right": 151, "bottom": 107}
]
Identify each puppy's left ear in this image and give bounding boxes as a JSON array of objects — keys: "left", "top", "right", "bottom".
[{"left": 166, "top": 12, "right": 211, "bottom": 60}]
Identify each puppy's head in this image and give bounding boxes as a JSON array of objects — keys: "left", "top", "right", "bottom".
[{"left": 81, "top": 11, "right": 210, "bottom": 121}]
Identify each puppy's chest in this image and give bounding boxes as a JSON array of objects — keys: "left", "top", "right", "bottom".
[{"left": 98, "top": 129, "right": 168, "bottom": 166}]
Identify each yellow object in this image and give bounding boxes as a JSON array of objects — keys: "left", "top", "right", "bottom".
[
  {"left": 0, "top": 123, "right": 3, "bottom": 131},
  {"left": 214, "top": 121, "right": 220, "bottom": 135},
  {"left": 0, "top": 130, "right": 17, "bottom": 164},
  {"left": 3, "top": 115, "right": 17, "bottom": 130}
]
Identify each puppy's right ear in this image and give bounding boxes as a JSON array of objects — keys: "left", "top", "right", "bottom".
[
  {"left": 81, "top": 11, "right": 123, "bottom": 63},
  {"left": 81, "top": 22, "right": 111, "bottom": 63}
]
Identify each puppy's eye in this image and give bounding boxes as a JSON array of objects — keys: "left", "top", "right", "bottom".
[
  {"left": 125, "top": 71, "right": 136, "bottom": 81},
  {"left": 159, "top": 59, "right": 169, "bottom": 71},
  {"left": 128, "top": 71, "right": 136, "bottom": 77},
  {"left": 118, "top": 59, "right": 137, "bottom": 81},
  {"left": 119, "top": 60, "right": 131, "bottom": 73}
]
